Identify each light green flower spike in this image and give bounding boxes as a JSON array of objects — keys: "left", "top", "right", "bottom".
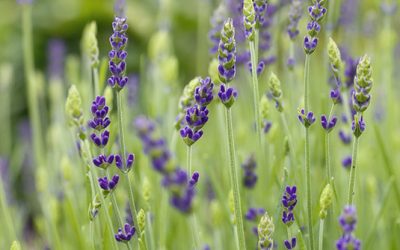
[
  {"left": 328, "top": 37, "right": 342, "bottom": 77},
  {"left": 243, "top": 0, "right": 256, "bottom": 41},
  {"left": 269, "top": 72, "right": 283, "bottom": 112},
  {"left": 319, "top": 183, "right": 333, "bottom": 219},
  {"left": 65, "top": 85, "right": 84, "bottom": 127},
  {"left": 258, "top": 211, "right": 274, "bottom": 250}
]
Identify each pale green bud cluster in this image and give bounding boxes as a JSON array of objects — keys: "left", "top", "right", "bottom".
[
  {"left": 208, "top": 59, "right": 221, "bottom": 84},
  {"left": 175, "top": 77, "right": 202, "bottom": 130},
  {"left": 319, "top": 183, "right": 333, "bottom": 219},
  {"left": 137, "top": 209, "right": 146, "bottom": 233},
  {"left": 268, "top": 72, "right": 283, "bottom": 112},
  {"left": 65, "top": 85, "right": 84, "bottom": 128},
  {"left": 353, "top": 55, "right": 373, "bottom": 113},
  {"left": 259, "top": 95, "right": 270, "bottom": 120},
  {"left": 327, "top": 37, "right": 342, "bottom": 78},
  {"left": 243, "top": 0, "right": 256, "bottom": 41},
  {"left": 258, "top": 211, "right": 274, "bottom": 249},
  {"left": 82, "top": 22, "right": 99, "bottom": 68},
  {"left": 229, "top": 190, "right": 235, "bottom": 224}
]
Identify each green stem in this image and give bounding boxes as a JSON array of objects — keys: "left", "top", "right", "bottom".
[
  {"left": 0, "top": 176, "right": 16, "bottom": 243},
  {"left": 318, "top": 219, "right": 324, "bottom": 250},
  {"left": 280, "top": 112, "right": 296, "bottom": 167},
  {"left": 303, "top": 53, "right": 314, "bottom": 250},
  {"left": 93, "top": 67, "right": 100, "bottom": 96},
  {"left": 187, "top": 146, "right": 192, "bottom": 174},
  {"left": 305, "top": 127, "right": 314, "bottom": 250},
  {"left": 325, "top": 104, "right": 335, "bottom": 180},
  {"left": 22, "top": 4, "right": 44, "bottom": 167},
  {"left": 84, "top": 140, "right": 119, "bottom": 250},
  {"left": 249, "top": 41, "right": 262, "bottom": 145},
  {"left": 347, "top": 135, "right": 359, "bottom": 205},
  {"left": 225, "top": 108, "right": 246, "bottom": 250},
  {"left": 116, "top": 91, "right": 141, "bottom": 239},
  {"left": 146, "top": 211, "right": 155, "bottom": 250}
]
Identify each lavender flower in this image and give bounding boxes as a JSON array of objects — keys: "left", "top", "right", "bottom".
[
  {"left": 320, "top": 115, "right": 337, "bottom": 133},
  {"left": 194, "top": 77, "right": 214, "bottom": 107},
  {"left": 108, "top": 17, "right": 129, "bottom": 90},
  {"left": 298, "top": 109, "right": 316, "bottom": 128},
  {"left": 336, "top": 205, "right": 361, "bottom": 250},
  {"left": 304, "top": 1, "right": 327, "bottom": 54},
  {"left": 115, "top": 223, "right": 136, "bottom": 242},
  {"left": 254, "top": 0, "right": 268, "bottom": 28},
  {"left": 246, "top": 207, "right": 266, "bottom": 222},
  {"left": 352, "top": 55, "right": 373, "bottom": 113},
  {"left": 98, "top": 175, "right": 119, "bottom": 193},
  {"left": 218, "top": 18, "right": 236, "bottom": 83},
  {"left": 287, "top": 0, "right": 303, "bottom": 40},
  {"left": 93, "top": 154, "right": 115, "bottom": 169},
  {"left": 258, "top": 212, "right": 275, "bottom": 250},
  {"left": 269, "top": 72, "right": 284, "bottom": 112},
  {"left": 352, "top": 115, "right": 365, "bottom": 138},
  {"left": 282, "top": 186, "right": 297, "bottom": 226},
  {"left": 243, "top": 0, "right": 256, "bottom": 41},
  {"left": 47, "top": 39, "right": 66, "bottom": 80},
  {"left": 241, "top": 155, "right": 257, "bottom": 188},
  {"left": 115, "top": 154, "right": 135, "bottom": 171},
  {"left": 218, "top": 84, "right": 238, "bottom": 108},
  {"left": 330, "top": 88, "right": 342, "bottom": 104},
  {"left": 284, "top": 238, "right": 297, "bottom": 249},
  {"left": 88, "top": 96, "right": 111, "bottom": 131}
]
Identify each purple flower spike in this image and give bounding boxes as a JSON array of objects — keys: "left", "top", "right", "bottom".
[
  {"left": 298, "top": 109, "right": 316, "bottom": 128},
  {"left": 90, "top": 130, "right": 110, "bottom": 148},
  {"left": 336, "top": 205, "right": 361, "bottom": 250},
  {"left": 195, "top": 77, "right": 214, "bottom": 107},
  {"left": 218, "top": 84, "right": 238, "bottom": 108},
  {"left": 284, "top": 237, "right": 297, "bottom": 249},
  {"left": 282, "top": 185, "right": 297, "bottom": 226},
  {"left": 218, "top": 19, "right": 237, "bottom": 83},
  {"left": 287, "top": 0, "right": 302, "bottom": 40},
  {"left": 108, "top": 17, "right": 129, "bottom": 90},
  {"left": 320, "top": 115, "right": 337, "bottom": 133},
  {"left": 115, "top": 223, "right": 136, "bottom": 243},
  {"left": 185, "top": 105, "right": 209, "bottom": 130},
  {"left": 245, "top": 207, "right": 265, "bottom": 221},
  {"left": 304, "top": 0, "right": 327, "bottom": 54}
]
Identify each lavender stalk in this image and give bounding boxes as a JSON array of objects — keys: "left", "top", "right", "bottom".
[
  {"left": 347, "top": 55, "right": 373, "bottom": 205},
  {"left": 218, "top": 18, "right": 246, "bottom": 250}
]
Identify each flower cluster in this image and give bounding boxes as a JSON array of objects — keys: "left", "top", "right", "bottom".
[
  {"left": 108, "top": 17, "right": 129, "bottom": 90},
  {"left": 304, "top": 0, "right": 327, "bottom": 54},
  {"left": 218, "top": 18, "right": 239, "bottom": 109},
  {"left": 281, "top": 186, "right": 297, "bottom": 226},
  {"left": 258, "top": 211, "right": 275, "bottom": 250},
  {"left": 269, "top": 72, "right": 284, "bottom": 112},
  {"left": 287, "top": 0, "right": 302, "bottom": 40},
  {"left": 241, "top": 154, "right": 257, "bottom": 188},
  {"left": 135, "top": 116, "right": 200, "bottom": 213},
  {"left": 353, "top": 55, "right": 373, "bottom": 113},
  {"left": 98, "top": 175, "right": 119, "bottom": 195},
  {"left": 254, "top": 0, "right": 268, "bottom": 28},
  {"left": 115, "top": 223, "right": 136, "bottom": 243},
  {"left": 352, "top": 115, "right": 365, "bottom": 138},
  {"left": 320, "top": 115, "right": 337, "bottom": 133},
  {"left": 180, "top": 77, "right": 214, "bottom": 146},
  {"left": 243, "top": 0, "right": 256, "bottom": 41},
  {"left": 319, "top": 183, "right": 333, "bottom": 219},
  {"left": 298, "top": 109, "right": 316, "bottom": 128},
  {"left": 336, "top": 206, "right": 361, "bottom": 250},
  {"left": 176, "top": 77, "right": 201, "bottom": 129},
  {"left": 218, "top": 18, "right": 236, "bottom": 84}
]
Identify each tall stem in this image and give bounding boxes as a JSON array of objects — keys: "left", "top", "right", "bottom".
[
  {"left": 318, "top": 219, "right": 325, "bottom": 250},
  {"left": 22, "top": 5, "right": 44, "bottom": 167},
  {"left": 187, "top": 146, "right": 192, "bottom": 174},
  {"left": 93, "top": 67, "right": 100, "bottom": 96},
  {"left": 325, "top": 104, "right": 335, "bottom": 180},
  {"left": 225, "top": 108, "right": 246, "bottom": 250},
  {"left": 303, "top": 54, "right": 314, "bottom": 250},
  {"left": 116, "top": 91, "right": 141, "bottom": 237},
  {"left": 249, "top": 41, "right": 261, "bottom": 145},
  {"left": 280, "top": 112, "right": 296, "bottom": 167},
  {"left": 347, "top": 136, "right": 359, "bottom": 205},
  {"left": 186, "top": 146, "right": 199, "bottom": 249}
]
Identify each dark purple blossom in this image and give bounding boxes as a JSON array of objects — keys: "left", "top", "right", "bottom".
[
  {"left": 330, "top": 88, "right": 342, "bottom": 104},
  {"left": 245, "top": 207, "right": 265, "bottom": 221},
  {"left": 336, "top": 234, "right": 361, "bottom": 250},
  {"left": 352, "top": 115, "right": 365, "bottom": 137},
  {"left": 284, "top": 237, "right": 297, "bottom": 249},
  {"left": 108, "top": 17, "right": 129, "bottom": 90},
  {"left": 320, "top": 115, "right": 337, "bottom": 133},
  {"left": 304, "top": 36, "right": 318, "bottom": 54},
  {"left": 93, "top": 154, "right": 115, "bottom": 169},
  {"left": 298, "top": 109, "right": 316, "bottom": 128},
  {"left": 282, "top": 186, "right": 297, "bottom": 226},
  {"left": 263, "top": 121, "right": 272, "bottom": 134},
  {"left": 195, "top": 77, "right": 214, "bottom": 107},
  {"left": 98, "top": 175, "right": 119, "bottom": 191},
  {"left": 115, "top": 153, "right": 135, "bottom": 171},
  {"left": 115, "top": 223, "right": 136, "bottom": 242},
  {"left": 304, "top": 0, "right": 327, "bottom": 54},
  {"left": 218, "top": 84, "right": 238, "bottom": 108}
]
